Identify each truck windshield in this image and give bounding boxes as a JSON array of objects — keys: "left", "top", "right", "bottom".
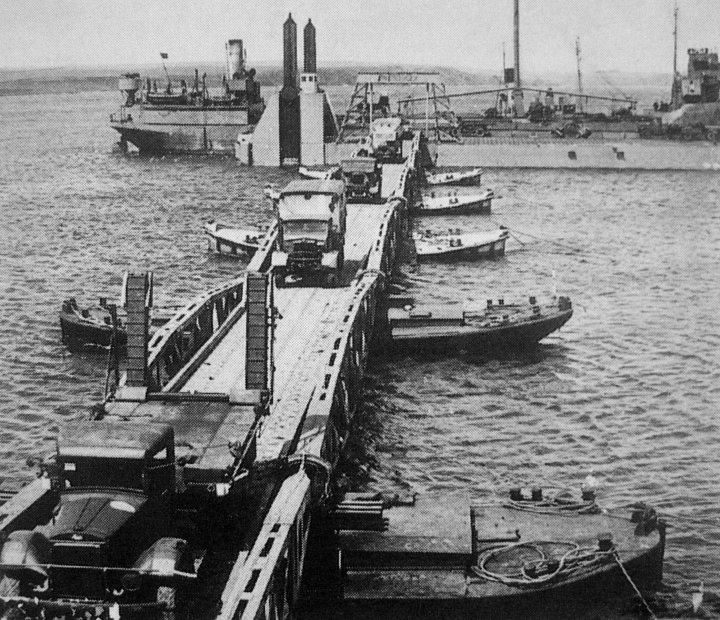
[
  {"left": 279, "top": 194, "right": 334, "bottom": 220},
  {"left": 284, "top": 220, "right": 328, "bottom": 239},
  {"left": 63, "top": 458, "right": 145, "bottom": 490}
]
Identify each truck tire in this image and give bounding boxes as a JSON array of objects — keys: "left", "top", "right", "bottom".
[
  {"left": 274, "top": 270, "right": 286, "bottom": 289},
  {"left": 157, "top": 585, "right": 187, "bottom": 620}
]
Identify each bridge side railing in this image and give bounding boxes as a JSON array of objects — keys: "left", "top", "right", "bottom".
[
  {"left": 110, "top": 222, "right": 280, "bottom": 396},
  {"left": 216, "top": 471, "right": 312, "bottom": 620},
  {"left": 143, "top": 276, "right": 246, "bottom": 392},
  {"left": 214, "top": 138, "right": 421, "bottom": 619},
  {"left": 222, "top": 195, "right": 408, "bottom": 620}
]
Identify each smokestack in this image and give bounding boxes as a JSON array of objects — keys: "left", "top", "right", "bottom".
[
  {"left": 512, "top": 0, "right": 525, "bottom": 116},
  {"left": 513, "top": 0, "right": 521, "bottom": 90},
  {"left": 226, "top": 39, "right": 244, "bottom": 79},
  {"left": 304, "top": 19, "right": 317, "bottom": 73},
  {"left": 283, "top": 13, "right": 298, "bottom": 91}
]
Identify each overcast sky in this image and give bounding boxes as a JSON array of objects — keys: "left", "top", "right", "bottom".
[{"left": 0, "top": 0, "right": 718, "bottom": 74}]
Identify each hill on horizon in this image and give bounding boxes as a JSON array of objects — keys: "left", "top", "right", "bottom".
[{"left": 0, "top": 62, "right": 671, "bottom": 101}]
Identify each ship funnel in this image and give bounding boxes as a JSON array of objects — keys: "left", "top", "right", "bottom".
[
  {"left": 226, "top": 39, "right": 244, "bottom": 79},
  {"left": 512, "top": 0, "right": 525, "bottom": 116},
  {"left": 304, "top": 19, "right": 316, "bottom": 73},
  {"left": 283, "top": 13, "right": 298, "bottom": 91}
]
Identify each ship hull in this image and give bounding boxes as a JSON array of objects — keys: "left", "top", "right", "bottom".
[
  {"left": 438, "top": 137, "right": 720, "bottom": 170},
  {"left": 389, "top": 308, "right": 573, "bottom": 352},
  {"left": 112, "top": 122, "right": 254, "bottom": 155}
]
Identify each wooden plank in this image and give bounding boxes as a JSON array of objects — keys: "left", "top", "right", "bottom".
[{"left": 0, "top": 478, "right": 53, "bottom": 533}]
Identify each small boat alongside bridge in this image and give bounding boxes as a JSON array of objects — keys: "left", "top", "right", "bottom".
[
  {"left": 425, "top": 167, "right": 483, "bottom": 186},
  {"left": 205, "top": 221, "right": 262, "bottom": 258},
  {"left": 414, "top": 227, "right": 509, "bottom": 261},
  {"left": 418, "top": 188, "right": 494, "bottom": 215},
  {"left": 386, "top": 296, "right": 573, "bottom": 352}
]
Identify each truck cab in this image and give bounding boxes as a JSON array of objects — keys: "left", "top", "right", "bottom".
[
  {"left": 341, "top": 157, "right": 381, "bottom": 203},
  {"left": 0, "top": 421, "right": 193, "bottom": 616},
  {"left": 271, "top": 179, "right": 347, "bottom": 287},
  {"left": 371, "top": 117, "right": 410, "bottom": 163}
]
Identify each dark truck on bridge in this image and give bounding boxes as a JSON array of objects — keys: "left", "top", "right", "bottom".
[
  {"left": 271, "top": 179, "right": 347, "bottom": 287},
  {"left": 0, "top": 420, "right": 243, "bottom": 619},
  {"left": 341, "top": 157, "right": 381, "bottom": 202}
]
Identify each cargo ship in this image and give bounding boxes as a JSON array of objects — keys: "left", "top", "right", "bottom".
[
  {"left": 110, "top": 39, "right": 265, "bottom": 155},
  {"left": 332, "top": 1, "right": 720, "bottom": 171}
]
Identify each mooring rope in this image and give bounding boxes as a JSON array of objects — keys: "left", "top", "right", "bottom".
[{"left": 612, "top": 551, "right": 658, "bottom": 620}]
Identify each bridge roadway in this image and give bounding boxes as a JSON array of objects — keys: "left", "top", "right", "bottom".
[
  {"left": 178, "top": 201, "right": 396, "bottom": 462},
  {"left": 0, "top": 137, "right": 422, "bottom": 619}
]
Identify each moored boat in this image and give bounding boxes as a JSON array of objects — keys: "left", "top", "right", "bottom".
[
  {"left": 59, "top": 298, "right": 125, "bottom": 349},
  {"left": 426, "top": 167, "right": 483, "bottom": 186},
  {"left": 59, "top": 299, "right": 174, "bottom": 350},
  {"left": 299, "top": 165, "right": 340, "bottom": 180},
  {"left": 387, "top": 296, "right": 573, "bottom": 352},
  {"left": 414, "top": 228, "right": 509, "bottom": 261},
  {"left": 418, "top": 188, "right": 494, "bottom": 214},
  {"left": 319, "top": 488, "right": 666, "bottom": 619},
  {"left": 204, "top": 221, "right": 262, "bottom": 258}
]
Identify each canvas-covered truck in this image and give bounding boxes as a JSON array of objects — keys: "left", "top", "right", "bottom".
[
  {"left": 0, "top": 420, "right": 239, "bottom": 619},
  {"left": 341, "top": 157, "right": 381, "bottom": 203},
  {"left": 271, "top": 179, "right": 347, "bottom": 287},
  {"left": 370, "top": 117, "right": 412, "bottom": 163}
]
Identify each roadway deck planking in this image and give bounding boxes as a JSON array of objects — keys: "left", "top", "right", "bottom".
[
  {"left": 165, "top": 201, "right": 392, "bottom": 467},
  {"left": 380, "top": 164, "right": 406, "bottom": 199}
]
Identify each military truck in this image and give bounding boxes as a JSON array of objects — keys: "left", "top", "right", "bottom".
[
  {"left": 341, "top": 157, "right": 381, "bottom": 203},
  {"left": 271, "top": 179, "right": 347, "bottom": 287},
  {"left": 0, "top": 421, "right": 230, "bottom": 619},
  {"left": 370, "top": 117, "right": 412, "bottom": 163}
]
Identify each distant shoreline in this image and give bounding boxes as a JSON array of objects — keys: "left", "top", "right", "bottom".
[{"left": 0, "top": 64, "right": 672, "bottom": 103}]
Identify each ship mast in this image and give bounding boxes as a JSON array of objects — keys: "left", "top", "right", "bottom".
[
  {"left": 673, "top": 1, "right": 678, "bottom": 78},
  {"left": 576, "top": 37, "right": 584, "bottom": 113},
  {"left": 671, "top": 0, "right": 682, "bottom": 107}
]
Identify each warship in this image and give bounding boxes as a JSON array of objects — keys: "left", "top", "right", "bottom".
[{"left": 110, "top": 39, "right": 264, "bottom": 155}]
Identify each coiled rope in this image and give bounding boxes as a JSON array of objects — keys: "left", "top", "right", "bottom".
[
  {"left": 472, "top": 540, "right": 614, "bottom": 587},
  {"left": 503, "top": 495, "right": 602, "bottom": 515}
]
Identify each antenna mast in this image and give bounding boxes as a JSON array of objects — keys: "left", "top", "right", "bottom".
[
  {"left": 673, "top": 1, "right": 678, "bottom": 78},
  {"left": 576, "top": 37, "right": 584, "bottom": 113},
  {"left": 671, "top": 1, "right": 682, "bottom": 107}
]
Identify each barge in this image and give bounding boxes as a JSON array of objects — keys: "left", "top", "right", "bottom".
[
  {"left": 387, "top": 296, "right": 573, "bottom": 352},
  {"left": 305, "top": 490, "right": 666, "bottom": 619}
]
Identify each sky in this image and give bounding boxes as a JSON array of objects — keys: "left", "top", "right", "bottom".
[{"left": 0, "top": 0, "right": 718, "bottom": 74}]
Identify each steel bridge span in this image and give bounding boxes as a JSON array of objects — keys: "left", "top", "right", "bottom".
[{"left": 116, "top": 138, "right": 423, "bottom": 619}]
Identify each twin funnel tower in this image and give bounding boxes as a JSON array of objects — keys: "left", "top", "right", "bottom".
[{"left": 243, "top": 14, "right": 337, "bottom": 166}]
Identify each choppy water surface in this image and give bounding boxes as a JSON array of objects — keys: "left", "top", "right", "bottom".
[{"left": 0, "top": 90, "right": 719, "bottom": 618}]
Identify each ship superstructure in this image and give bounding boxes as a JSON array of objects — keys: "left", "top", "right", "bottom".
[
  {"left": 682, "top": 48, "right": 720, "bottom": 104},
  {"left": 111, "top": 40, "right": 264, "bottom": 154}
]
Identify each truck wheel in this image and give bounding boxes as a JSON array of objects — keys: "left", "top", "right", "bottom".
[
  {"left": 274, "top": 270, "right": 286, "bottom": 289},
  {"left": 157, "top": 585, "right": 188, "bottom": 620}
]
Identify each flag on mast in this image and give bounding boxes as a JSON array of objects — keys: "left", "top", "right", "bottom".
[{"left": 160, "top": 52, "right": 169, "bottom": 59}]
